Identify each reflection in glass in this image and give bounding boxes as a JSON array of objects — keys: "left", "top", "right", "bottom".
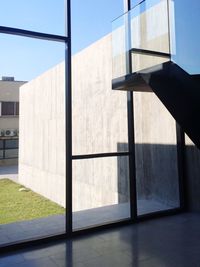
[{"left": 112, "top": 0, "right": 170, "bottom": 77}]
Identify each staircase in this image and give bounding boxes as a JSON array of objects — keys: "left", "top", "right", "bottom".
[
  {"left": 112, "top": 0, "right": 200, "bottom": 148},
  {"left": 112, "top": 61, "right": 200, "bottom": 148}
]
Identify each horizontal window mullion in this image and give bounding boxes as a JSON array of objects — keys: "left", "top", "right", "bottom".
[
  {"left": 0, "top": 26, "right": 68, "bottom": 43},
  {"left": 72, "top": 152, "right": 130, "bottom": 160},
  {"left": 1, "top": 147, "right": 18, "bottom": 150}
]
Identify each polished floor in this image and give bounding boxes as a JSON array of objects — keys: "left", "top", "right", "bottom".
[
  {"left": 0, "top": 212, "right": 200, "bottom": 267},
  {"left": 0, "top": 200, "right": 172, "bottom": 246}
]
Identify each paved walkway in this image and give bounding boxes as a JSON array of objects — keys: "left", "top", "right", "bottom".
[{"left": 0, "top": 165, "right": 18, "bottom": 182}]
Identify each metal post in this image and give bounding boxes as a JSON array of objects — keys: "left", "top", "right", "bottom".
[
  {"left": 166, "top": 0, "right": 172, "bottom": 60},
  {"left": 176, "top": 123, "right": 186, "bottom": 211},
  {"left": 65, "top": 0, "right": 72, "bottom": 234},
  {"left": 124, "top": 0, "right": 138, "bottom": 220}
]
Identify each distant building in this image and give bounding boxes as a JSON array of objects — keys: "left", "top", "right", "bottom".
[{"left": 0, "top": 76, "right": 26, "bottom": 165}]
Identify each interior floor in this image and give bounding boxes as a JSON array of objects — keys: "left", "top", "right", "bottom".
[
  {"left": 0, "top": 199, "right": 175, "bottom": 246},
  {"left": 0, "top": 212, "right": 200, "bottom": 267}
]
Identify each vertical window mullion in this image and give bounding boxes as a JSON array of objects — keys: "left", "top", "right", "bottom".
[{"left": 124, "top": 0, "right": 137, "bottom": 221}]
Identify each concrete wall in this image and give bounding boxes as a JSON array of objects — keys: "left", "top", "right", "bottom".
[
  {"left": 19, "top": 33, "right": 181, "bottom": 212},
  {"left": 19, "top": 64, "right": 66, "bottom": 207},
  {"left": 134, "top": 92, "right": 180, "bottom": 208},
  {"left": 72, "top": 35, "right": 128, "bottom": 155},
  {"left": 19, "top": 34, "right": 129, "bottom": 210},
  {"left": 72, "top": 35, "right": 129, "bottom": 211}
]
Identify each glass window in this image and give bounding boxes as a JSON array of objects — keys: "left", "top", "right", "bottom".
[
  {"left": 5, "top": 149, "right": 18, "bottom": 158},
  {"left": 133, "top": 92, "right": 180, "bottom": 216},
  {"left": 0, "top": 0, "right": 65, "bottom": 36},
  {"left": 1, "top": 102, "right": 19, "bottom": 116},
  {"left": 171, "top": 0, "right": 200, "bottom": 74},
  {"left": 72, "top": 156, "right": 130, "bottom": 230},
  {"left": 71, "top": 0, "right": 124, "bottom": 54},
  {"left": 0, "top": 140, "right": 3, "bottom": 149},
  {"left": 1, "top": 102, "right": 15, "bottom": 115},
  {"left": 0, "top": 33, "right": 66, "bottom": 246},
  {"left": 0, "top": 34, "right": 65, "bottom": 81},
  {"left": 5, "top": 139, "right": 18, "bottom": 149}
]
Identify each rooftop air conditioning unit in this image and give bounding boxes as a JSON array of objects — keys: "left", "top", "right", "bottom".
[
  {"left": 4, "top": 129, "right": 17, "bottom": 137},
  {"left": 0, "top": 130, "right": 4, "bottom": 137}
]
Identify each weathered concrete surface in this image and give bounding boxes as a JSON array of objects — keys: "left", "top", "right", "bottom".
[
  {"left": 134, "top": 92, "right": 180, "bottom": 209},
  {"left": 19, "top": 64, "right": 66, "bottom": 207},
  {"left": 72, "top": 35, "right": 128, "bottom": 155},
  {"left": 19, "top": 34, "right": 180, "bottom": 212},
  {"left": 72, "top": 35, "right": 129, "bottom": 211},
  {"left": 19, "top": 34, "right": 129, "bottom": 210}
]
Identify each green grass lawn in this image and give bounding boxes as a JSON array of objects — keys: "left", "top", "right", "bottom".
[{"left": 0, "top": 179, "right": 65, "bottom": 225}]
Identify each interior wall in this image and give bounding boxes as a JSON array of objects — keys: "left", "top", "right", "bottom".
[{"left": 184, "top": 135, "right": 200, "bottom": 211}]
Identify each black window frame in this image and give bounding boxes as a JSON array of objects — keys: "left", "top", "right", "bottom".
[{"left": 0, "top": 0, "right": 186, "bottom": 255}]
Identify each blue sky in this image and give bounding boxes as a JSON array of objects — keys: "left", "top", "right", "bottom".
[
  {"left": 0, "top": 0, "right": 123, "bottom": 81},
  {"left": 0, "top": 0, "right": 199, "bottom": 81},
  {"left": 71, "top": 0, "right": 123, "bottom": 54}
]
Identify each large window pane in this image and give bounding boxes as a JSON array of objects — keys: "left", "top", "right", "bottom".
[
  {"left": 72, "top": 156, "right": 130, "bottom": 230},
  {"left": 71, "top": 1, "right": 127, "bottom": 155},
  {"left": 0, "top": 0, "right": 65, "bottom": 36},
  {"left": 71, "top": 0, "right": 123, "bottom": 54},
  {"left": 72, "top": 35, "right": 128, "bottom": 155},
  {"left": 0, "top": 34, "right": 64, "bottom": 81},
  {"left": 112, "top": 0, "right": 170, "bottom": 78},
  {"left": 0, "top": 34, "right": 66, "bottom": 246},
  {"left": 171, "top": 0, "right": 200, "bottom": 74},
  {"left": 134, "top": 92, "right": 180, "bottom": 216}
]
